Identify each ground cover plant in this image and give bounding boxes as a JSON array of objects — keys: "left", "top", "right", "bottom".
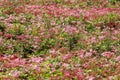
[{"left": 0, "top": 0, "right": 120, "bottom": 80}]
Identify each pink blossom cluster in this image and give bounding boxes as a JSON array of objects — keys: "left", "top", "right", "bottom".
[{"left": 0, "top": 0, "right": 120, "bottom": 79}]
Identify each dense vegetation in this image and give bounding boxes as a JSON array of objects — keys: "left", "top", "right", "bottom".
[{"left": 0, "top": 0, "right": 120, "bottom": 79}]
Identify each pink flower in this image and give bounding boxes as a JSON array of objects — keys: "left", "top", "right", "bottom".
[
  {"left": 99, "top": 36, "right": 105, "bottom": 40},
  {"left": 0, "top": 32, "right": 3, "bottom": 36},
  {"left": 88, "top": 76, "right": 95, "bottom": 80},
  {"left": 4, "top": 57, "right": 26, "bottom": 68},
  {"left": 49, "top": 49, "right": 58, "bottom": 57},
  {"left": 62, "top": 63, "right": 69, "bottom": 68},
  {"left": 0, "top": 38, "right": 2, "bottom": 43},
  {"left": 89, "top": 36, "right": 96, "bottom": 43},
  {"left": 11, "top": 58, "right": 26, "bottom": 66},
  {"left": 77, "top": 50, "right": 86, "bottom": 59},
  {"left": 82, "top": 63, "right": 89, "bottom": 69},
  {"left": 64, "top": 70, "right": 71, "bottom": 78},
  {"left": 75, "top": 69, "right": 84, "bottom": 80},
  {"left": 0, "top": 55, "right": 3, "bottom": 61},
  {"left": 16, "top": 35, "right": 24, "bottom": 40},
  {"left": 30, "top": 57, "right": 44, "bottom": 63},
  {"left": 7, "top": 44, "right": 13, "bottom": 49},
  {"left": 112, "top": 36, "right": 118, "bottom": 40},
  {"left": 34, "top": 36, "right": 40, "bottom": 42},
  {"left": 63, "top": 25, "right": 78, "bottom": 35},
  {"left": 30, "top": 64, "right": 40, "bottom": 72},
  {"left": 4, "top": 33, "right": 12, "bottom": 39},
  {"left": 101, "top": 52, "right": 114, "bottom": 58},
  {"left": 10, "top": 55, "right": 18, "bottom": 60},
  {"left": 11, "top": 71, "right": 20, "bottom": 78},
  {"left": 63, "top": 54, "right": 72, "bottom": 62},
  {"left": 113, "top": 30, "right": 119, "bottom": 35},
  {"left": 85, "top": 49, "right": 96, "bottom": 57},
  {"left": 115, "top": 56, "right": 120, "bottom": 62},
  {"left": 85, "top": 52, "right": 93, "bottom": 57},
  {"left": 49, "top": 49, "right": 56, "bottom": 54},
  {"left": 83, "top": 8, "right": 120, "bottom": 20}
]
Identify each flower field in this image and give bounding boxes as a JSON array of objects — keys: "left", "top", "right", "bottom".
[{"left": 0, "top": 0, "right": 120, "bottom": 80}]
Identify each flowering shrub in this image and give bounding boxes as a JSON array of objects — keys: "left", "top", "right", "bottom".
[{"left": 0, "top": 0, "right": 120, "bottom": 79}]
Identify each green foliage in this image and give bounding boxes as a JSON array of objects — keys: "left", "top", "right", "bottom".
[
  {"left": 108, "top": 0, "right": 119, "bottom": 4},
  {"left": 85, "top": 21, "right": 95, "bottom": 33},
  {"left": 7, "top": 24, "right": 24, "bottom": 35},
  {"left": 54, "top": 0, "right": 62, "bottom": 3},
  {"left": 34, "top": 38, "right": 57, "bottom": 55},
  {"left": 0, "top": 22, "right": 5, "bottom": 32},
  {"left": 93, "top": 39, "right": 113, "bottom": 53},
  {"left": 68, "top": 36, "right": 78, "bottom": 51}
]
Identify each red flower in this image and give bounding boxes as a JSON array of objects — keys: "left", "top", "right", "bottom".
[
  {"left": 75, "top": 69, "right": 84, "bottom": 80},
  {"left": 0, "top": 32, "right": 3, "bottom": 36},
  {"left": 63, "top": 70, "right": 71, "bottom": 78},
  {"left": 101, "top": 51, "right": 114, "bottom": 58},
  {"left": 115, "top": 56, "right": 120, "bottom": 62},
  {"left": 4, "top": 33, "right": 12, "bottom": 39}
]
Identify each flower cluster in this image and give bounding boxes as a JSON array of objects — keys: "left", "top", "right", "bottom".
[{"left": 0, "top": 0, "right": 120, "bottom": 79}]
